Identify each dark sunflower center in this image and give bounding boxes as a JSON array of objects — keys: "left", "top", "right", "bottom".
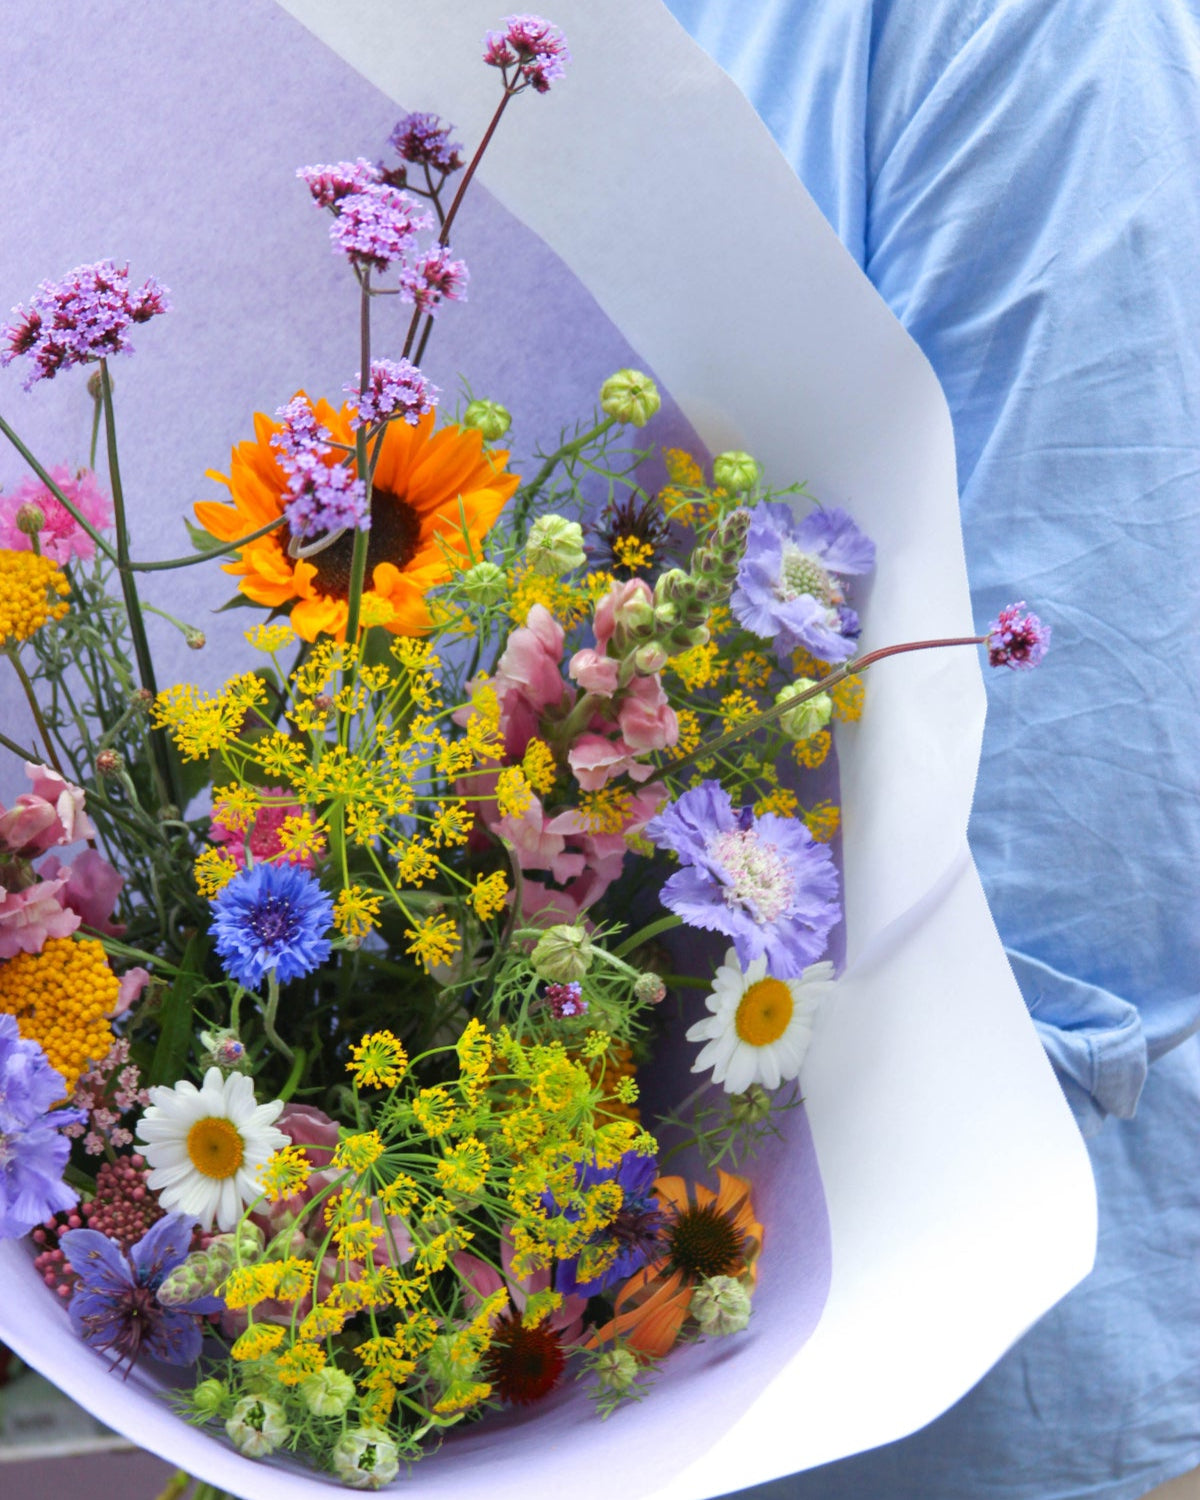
[
  {"left": 484, "top": 1310, "right": 566, "bottom": 1406},
  {"left": 667, "top": 1203, "right": 744, "bottom": 1280},
  {"left": 290, "top": 486, "right": 422, "bottom": 600}
]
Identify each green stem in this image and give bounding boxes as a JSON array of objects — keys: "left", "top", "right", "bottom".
[
  {"left": 261, "top": 971, "right": 294, "bottom": 1062},
  {"left": 612, "top": 912, "right": 682, "bottom": 959},
  {"left": 6, "top": 649, "right": 65, "bottom": 774},
  {"left": 278, "top": 1044, "right": 307, "bottom": 1102},
  {"left": 129, "top": 514, "right": 284, "bottom": 571},
  {"left": 342, "top": 275, "right": 373, "bottom": 652},
  {"left": 88, "top": 387, "right": 103, "bottom": 472},
  {"left": 511, "top": 415, "right": 617, "bottom": 535},
  {"left": 0, "top": 409, "right": 119, "bottom": 562},
  {"left": 0, "top": 724, "right": 39, "bottom": 761}
]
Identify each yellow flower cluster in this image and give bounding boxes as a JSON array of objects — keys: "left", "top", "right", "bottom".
[
  {"left": 0, "top": 937, "right": 117, "bottom": 1092},
  {"left": 0, "top": 549, "right": 69, "bottom": 647}
]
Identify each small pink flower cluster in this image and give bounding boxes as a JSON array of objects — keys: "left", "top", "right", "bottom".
[{"left": 65, "top": 1038, "right": 149, "bottom": 1156}]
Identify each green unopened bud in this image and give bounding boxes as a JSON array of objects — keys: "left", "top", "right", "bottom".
[
  {"left": 191, "top": 1378, "right": 227, "bottom": 1418},
  {"left": 332, "top": 1428, "right": 401, "bottom": 1490},
  {"left": 653, "top": 600, "right": 679, "bottom": 629},
  {"left": 690, "top": 1274, "right": 753, "bottom": 1336},
  {"left": 593, "top": 1346, "right": 640, "bottom": 1393},
  {"left": 614, "top": 592, "right": 656, "bottom": 639},
  {"left": 712, "top": 451, "right": 760, "bottom": 493},
  {"left": 632, "top": 643, "right": 669, "bottom": 676},
  {"left": 667, "top": 623, "right": 710, "bottom": 652},
  {"left": 654, "top": 568, "right": 691, "bottom": 606},
  {"left": 526, "top": 514, "right": 587, "bottom": 576},
  {"left": 531, "top": 923, "right": 593, "bottom": 983},
  {"left": 462, "top": 398, "right": 512, "bottom": 441},
  {"left": 728, "top": 1083, "right": 772, "bottom": 1127},
  {"left": 185, "top": 627, "right": 206, "bottom": 650},
  {"left": 600, "top": 369, "right": 661, "bottom": 428},
  {"left": 460, "top": 560, "right": 508, "bottom": 608},
  {"left": 633, "top": 971, "right": 666, "bottom": 1005},
  {"left": 301, "top": 1366, "right": 356, "bottom": 1418},
  {"left": 427, "top": 1331, "right": 481, "bottom": 1388},
  {"left": 14, "top": 502, "right": 45, "bottom": 537},
  {"left": 775, "top": 680, "right": 833, "bottom": 741},
  {"left": 225, "top": 1395, "right": 289, "bottom": 1458}
]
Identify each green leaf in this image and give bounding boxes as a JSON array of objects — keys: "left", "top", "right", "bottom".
[
  {"left": 213, "top": 593, "right": 263, "bottom": 614},
  {"left": 147, "top": 931, "right": 209, "bottom": 1087},
  {"left": 183, "top": 517, "right": 226, "bottom": 553}
]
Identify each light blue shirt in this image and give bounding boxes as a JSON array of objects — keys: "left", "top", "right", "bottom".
[{"left": 665, "top": 1, "right": 1200, "bottom": 1495}]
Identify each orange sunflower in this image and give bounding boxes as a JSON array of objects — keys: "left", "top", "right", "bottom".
[
  {"left": 590, "top": 1169, "right": 763, "bottom": 1358},
  {"left": 194, "top": 398, "right": 518, "bottom": 641}
]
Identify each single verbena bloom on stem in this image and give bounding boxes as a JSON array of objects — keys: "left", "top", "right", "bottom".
[
  {"left": 986, "top": 600, "right": 1050, "bottom": 670},
  {"left": 389, "top": 112, "right": 464, "bottom": 174},
  {"left": 0, "top": 467, "right": 112, "bottom": 563},
  {"left": 347, "top": 358, "right": 439, "bottom": 430},
  {"left": 209, "top": 861, "right": 333, "bottom": 989},
  {"left": 398, "top": 244, "right": 469, "bottom": 316},
  {"left": 0, "top": 1013, "right": 85, "bottom": 1239},
  {"left": 483, "top": 15, "right": 571, "bottom": 92},
  {"left": 296, "top": 158, "right": 381, "bottom": 209}
]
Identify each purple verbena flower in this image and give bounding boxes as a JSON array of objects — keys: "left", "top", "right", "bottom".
[
  {"left": 210, "top": 862, "right": 333, "bottom": 990},
  {"left": 645, "top": 781, "right": 840, "bottom": 977},
  {"left": 986, "top": 601, "right": 1050, "bottom": 670},
  {"left": 297, "top": 158, "right": 381, "bottom": 209},
  {"left": 554, "top": 1151, "right": 663, "bottom": 1296},
  {"left": 59, "top": 1213, "right": 219, "bottom": 1371},
  {"left": 545, "top": 981, "right": 586, "bottom": 1019},
  {"left": 2, "top": 261, "right": 169, "bottom": 388},
  {"left": 483, "top": 15, "right": 571, "bottom": 93},
  {"left": 389, "top": 112, "right": 463, "bottom": 174},
  {"left": 399, "top": 245, "right": 469, "bottom": 317},
  {"left": 346, "top": 358, "right": 440, "bottom": 430},
  {"left": 271, "top": 395, "right": 369, "bottom": 542},
  {"left": 732, "top": 500, "right": 875, "bottom": 663},
  {"left": 329, "top": 185, "right": 434, "bottom": 273},
  {"left": 0, "top": 1013, "right": 85, "bottom": 1239}
]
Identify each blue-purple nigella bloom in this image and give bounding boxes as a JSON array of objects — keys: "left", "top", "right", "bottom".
[
  {"left": 389, "top": 112, "right": 463, "bottom": 174},
  {"left": 347, "top": 358, "right": 439, "bottom": 430},
  {"left": 552, "top": 1151, "right": 663, "bottom": 1297},
  {"left": 60, "top": 1213, "right": 220, "bottom": 1372},
  {"left": 1, "top": 260, "right": 169, "bottom": 388},
  {"left": 645, "top": 780, "right": 841, "bottom": 977},
  {"left": 732, "top": 501, "right": 875, "bottom": 664},
  {"left": 210, "top": 862, "right": 333, "bottom": 990},
  {"left": 297, "top": 158, "right": 381, "bottom": 210},
  {"left": 986, "top": 601, "right": 1050, "bottom": 670},
  {"left": 271, "top": 395, "right": 369, "bottom": 543},
  {"left": 329, "top": 185, "right": 434, "bottom": 273},
  {"left": 399, "top": 244, "right": 469, "bottom": 318},
  {"left": 0, "top": 1013, "right": 85, "bottom": 1239}
]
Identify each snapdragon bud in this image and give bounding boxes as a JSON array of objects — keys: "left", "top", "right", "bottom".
[
  {"left": 531, "top": 923, "right": 594, "bottom": 983},
  {"left": 527, "top": 514, "right": 587, "bottom": 576},
  {"left": 690, "top": 1274, "right": 753, "bottom": 1336},
  {"left": 711, "top": 450, "right": 760, "bottom": 493},
  {"left": 332, "top": 1428, "right": 401, "bottom": 1490},
  {"left": 632, "top": 643, "right": 669, "bottom": 676},
  {"left": 460, "top": 560, "right": 507, "bottom": 607},
  {"left": 775, "top": 680, "right": 833, "bottom": 742},
  {"left": 600, "top": 369, "right": 661, "bottom": 428},
  {"left": 462, "top": 397, "right": 512, "bottom": 441},
  {"left": 225, "top": 1395, "right": 289, "bottom": 1458}
]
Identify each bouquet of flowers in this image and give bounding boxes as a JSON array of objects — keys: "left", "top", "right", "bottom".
[{"left": 0, "top": 6, "right": 1093, "bottom": 1498}]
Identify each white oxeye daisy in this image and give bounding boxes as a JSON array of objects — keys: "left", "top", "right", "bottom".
[
  {"left": 136, "top": 1067, "right": 288, "bottom": 1231},
  {"left": 686, "top": 948, "right": 834, "bottom": 1093}
]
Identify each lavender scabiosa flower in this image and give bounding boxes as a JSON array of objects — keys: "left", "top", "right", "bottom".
[
  {"left": 389, "top": 112, "right": 464, "bottom": 174},
  {"left": 210, "top": 862, "right": 333, "bottom": 990},
  {"left": 297, "top": 158, "right": 381, "bottom": 209},
  {"left": 59, "top": 1212, "right": 220, "bottom": 1372},
  {"left": 645, "top": 781, "right": 840, "bottom": 977},
  {"left": 346, "top": 358, "right": 439, "bottom": 430},
  {"left": 329, "top": 185, "right": 434, "bottom": 273},
  {"left": 271, "top": 395, "right": 368, "bottom": 542},
  {"left": 399, "top": 244, "right": 469, "bottom": 316},
  {"left": 2, "top": 261, "right": 169, "bottom": 388},
  {"left": 986, "top": 601, "right": 1050, "bottom": 670},
  {"left": 0, "top": 1014, "right": 85, "bottom": 1239},
  {"left": 484, "top": 15, "right": 571, "bottom": 93},
  {"left": 732, "top": 501, "right": 875, "bottom": 664}
]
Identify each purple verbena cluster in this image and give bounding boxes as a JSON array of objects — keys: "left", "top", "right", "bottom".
[
  {"left": 483, "top": 15, "right": 571, "bottom": 92},
  {"left": 271, "top": 395, "right": 369, "bottom": 542},
  {"left": 1, "top": 260, "right": 169, "bottom": 388},
  {"left": 389, "top": 112, "right": 464, "bottom": 174},
  {"left": 986, "top": 601, "right": 1050, "bottom": 670},
  {"left": 399, "top": 244, "right": 470, "bottom": 317},
  {"left": 346, "top": 358, "right": 439, "bottom": 431},
  {"left": 545, "top": 980, "right": 587, "bottom": 1018},
  {"left": 328, "top": 183, "right": 434, "bottom": 274},
  {"left": 296, "top": 158, "right": 381, "bottom": 209}
]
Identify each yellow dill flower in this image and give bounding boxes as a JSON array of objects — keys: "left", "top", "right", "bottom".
[
  {"left": 349, "top": 1031, "right": 408, "bottom": 1090},
  {"left": 580, "top": 1029, "right": 613, "bottom": 1061},
  {"left": 499, "top": 1106, "right": 546, "bottom": 1156},
  {"left": 357, "top": 661, "right": 393, "bottom": 693},
  {"left": 719, "top": 688, "right": 760, "bottom": 733},
  {"left": 791, "top": 646, "right": 829, "bottom": 678},
  {"left": 405, "top": 913, "right": 460, "bottom": 972},
  {"left": 153, "top": 683, "right": 242, "bottom": 760},
  {"left": 464, "top": 713, "right": 504, "bottom": 763},
  {"left": 436, "top": 739, "right": 476, "bottom": 779},
  {"left": 0, "top": 549, "right": 69, "bottom": 645},
  {"left": 245, "top": 621, "right": 296, "bottom": 654},
  {"left": 576, "top": 1241, "right": 619, "bottom": 1286},
  {"left": 663, "top": 447, "right": 704, "bottom": 487},
  {"left": 735, "top": 651, "right": 774, "bottom": 690},
  {"left": 671, "top": 708, "right": 701, "bottom": 759},
  {"left": 495, "top": 765, "right": 532, "bottom": 819},
  {"left": 521, "top": 738, "right": 557, "bottom": 795},
  {"left": 533, "top": 1056, "right": 589, "bottom": 1114},
  {"left": 592, "top": 1119, "right": 640, "bottom": 1167},
  {"left": 231, "top": 1323, "right": 285, "bottom": 1361},
  {"left": 433, "top": 1381, "right": 492, "bottom": 1416},
  {"left": 467, "top": 676, "right": 501, "bottom": 730},
  {"left": 578, "top": 785, "right": 633, "bottom": 835},
  {"left": 755, "top": 787, "right": 799, "bottom": 819},
  {"left": 0, "top": 937, "right": 116, "bottom": 1093},
  {"left": 356, "top": 1336, "right": 413, "bottom": 1378},
  {"left": 394, "top": 836, "right": 438, "bottom": 887},
  {"left": 333, "top": 885, "right": 383, "bottom": 939},
  {"left": 377, "top": 1172, "right": 420, "bottom": 1216},
  {"left": 323, "top": 1188, "right": 360, "bottom": 1230},
  {"left": 254, "top": 732, "right": 306, "bottom": 779},
  {"left": 632, "top": 1129, "right": 657, "bottom": 1155},
  {"left": 831, "top": 673, "right": 865, "bottom": 722},
  {"left": 257, "top": 1145, "right": 313, "bottom": 1203},
  {"left": 470, "top": 869, "right": 509, "bottom": 922},
  {"left": 334, "top": 1218, "right": 383, "bottom": 1259},
  {"left": 613, "top": 535, "right": 656, "bottom": 572},
  {"left": 392, "top": 637, "right": 440, "bottom": 674},
  {"left": 274, "top": 1342, "right": 326, "bottom": 1386},
  {"left": 521, "top": 1288, "right": 563, "bottom": 1328},
  {"left": 435, "top": 1136, "right": 491, "bottom": 1196},
  {"left": 210, "top": 782, "right": 260, "bottom": 834},
  {"left": 397, "top": 1308, "right": 439, "bottom": 1353},
  {"left": 298, "top": 1302, "right": 347, "bottom": 1341},
  {"left": 333, "top": 1130, "right": 385, "bottom": 1174},
  {"left": 803, "top": 799, "right": 842, "bottom": 843},
  {"left": 345, "top": 801, "right": 385, "bottom": 846},
  {"left": 412, "top": 1085, "right": 458, "bottom": 1137},
  {"left": 193, "top": 845, "right": 238, "bottom": 898},
  {"left": 793, "top": 728, "right": 831, "bottom": 769},
  {"left": 222, "top": 1264, "right": 283, "bottom": 1310},
  {"left": 273, "top": 1258, "right": 316, "bottom": 1303},
  {"left": 272, "top": 813, "right": 324, "bottom": 862},
  {"left": 613, "top": 1075, "right": 639, "bottom": 1105},
  {"left": 669, "top": 640, "right": 722, "bottom": 691},
  {"left": 456, "top": 1018, "right": 493, "bottom": 1082},
  {"left": 505, "top": 567, "right": 588, "bottom": 628}
]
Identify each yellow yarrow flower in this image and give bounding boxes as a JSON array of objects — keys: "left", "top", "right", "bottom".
[
  {"left": 0, "top": 937, "right": 117, "bottom": 1093},
  {"left": 0, "top": 549, "right": 69, "bottom": 646}
]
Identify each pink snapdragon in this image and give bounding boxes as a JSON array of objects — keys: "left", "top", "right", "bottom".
[
  {"left": 0, "top": 877, "right": 79, "bottom": 959},
  {"left": 0, "top": 763, "right": 94, "bottom": 856}
]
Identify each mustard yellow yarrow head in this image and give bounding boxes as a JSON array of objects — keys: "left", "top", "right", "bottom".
[{"left": 0, "top": 549, "right": 69, "bottom": 646}]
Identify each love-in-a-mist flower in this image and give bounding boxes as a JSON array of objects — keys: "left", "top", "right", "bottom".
[
  {"left": 986, "top": 601, "right": 1050, "bottom": 670},
  {"left": 209, "top": 862, "right": 333, "bottom": 990},
  {"left": 135, "top": 1068, "right": 288, "bottom": 1231},
  {"left": 687, "top": 948, "right": 833, "bottom": 1093},
  {"left": 644, "top": 781, "right": 840, "bottom": 978},
  {"left": 732, "top": 500, "right": 874, "bottom": 663}
]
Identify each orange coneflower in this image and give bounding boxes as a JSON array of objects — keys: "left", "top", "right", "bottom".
[
  {"left": 591, "top": 1169, "right": 762, "bottom": 1359},
  {"left": 194, "top": 398, "right": 518, "bottom": 642}
]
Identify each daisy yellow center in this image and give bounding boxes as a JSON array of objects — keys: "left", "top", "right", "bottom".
[
  {"left": 187, "top": 1116, "right": 245, "bottom": 1179},
  {"left": 735, "top": 978, "right": 794, "bottom": 1047}
]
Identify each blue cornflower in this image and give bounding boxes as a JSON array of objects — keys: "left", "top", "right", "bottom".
[
  {"left": 645, "top": 781, "right": 841, "bottom": 978},
  {"left": 210, "top": 861, "right": 333, "bottom": 990},
  {"left": 0, "top": 1013, "right": 85, "bottom": 1239},
  {"left": 552, "top": 1151, "right": 665, "bottom": 1297},
  {"left": 60, "top": 1213, "right": 220, "bottom": 1371},
  {"left": 731, "top": 501, "right": 875, "bottom": 663}
]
